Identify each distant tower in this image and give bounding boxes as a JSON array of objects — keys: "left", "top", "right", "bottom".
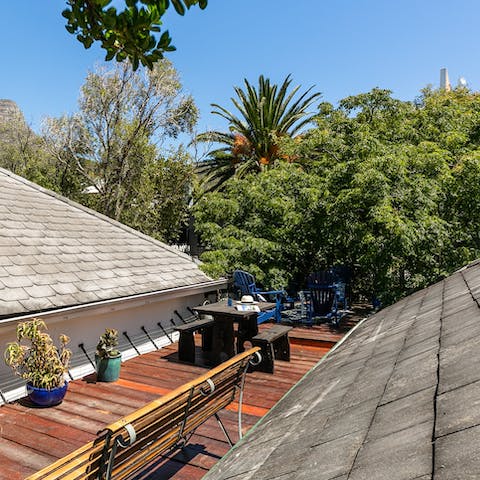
[{"left": 440, "top": 68, "right": 451, "bottom": 91}]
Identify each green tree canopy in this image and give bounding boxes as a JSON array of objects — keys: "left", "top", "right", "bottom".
[
  {"left": 0, "top": 112, "right": 57, "bottom": 189},
  {"left": 193, "top": 163, "right": 324, "bottom": 290},
  {"left": 38, "top": 60, "right": 197, "bottom": 243},
  {"left": 194, "top": 85, "right": 480, "bottom": 305}
]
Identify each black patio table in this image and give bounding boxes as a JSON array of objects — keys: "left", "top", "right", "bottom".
[{"left": 193, "top": 300, "right": 276, "bottom": 365}]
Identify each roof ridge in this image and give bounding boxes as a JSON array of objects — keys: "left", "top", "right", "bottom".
[{"left": 0, "top": 167, "right": 194, "bottom": 262}]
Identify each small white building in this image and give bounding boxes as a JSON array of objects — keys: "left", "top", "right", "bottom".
[{"left": 0, "top": 168, "right": 226, "bottom": 402}]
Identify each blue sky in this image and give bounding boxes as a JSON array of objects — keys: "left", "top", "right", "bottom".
[{"left": 1, "top": 1, "right": 479, "bottom": 136}]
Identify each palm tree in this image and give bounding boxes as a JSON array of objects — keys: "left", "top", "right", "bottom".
[{"left": 195, "top": 75, "right": 321, "bottom": 191}]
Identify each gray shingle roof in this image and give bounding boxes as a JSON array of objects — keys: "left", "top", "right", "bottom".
[
  {"left": 204, "top": 262, "right": 480, "bottom": 479},
  {"left": 0, "top": 168, "right": 214, "bottom": 318}
]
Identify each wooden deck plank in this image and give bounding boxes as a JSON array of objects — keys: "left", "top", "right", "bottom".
[
  {"left": 0, "top": 319, "right": 363, "bottom": 480},
  {"left": 0, "top": 438, "right": 57, "bottom": 476},
  {"left": 67, "top": 379, "right": 159, "bottom": 407},
  {"left": 0, "top": 405, "right": 93, "bottom": 445},
  {"left": 13, "top": 404, "right": 106, "bottom": 435}
]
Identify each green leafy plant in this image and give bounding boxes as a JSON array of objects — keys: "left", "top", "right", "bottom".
[
  {"left": 62, "top": 0, "right": 208, "bottom": 69},
  {"left": 4, "top": 319, "right": 72, "bottom": 390},
  {"left": 96, "top": 328, "right": 120, "bottom": 358}
]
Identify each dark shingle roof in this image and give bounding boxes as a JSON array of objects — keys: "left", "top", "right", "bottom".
[
  {"left": 0, "top": 168, "right": 214, "bottom": 318},
  {"left": 204, "top": 262, "right": 480, "bottom": 479}
]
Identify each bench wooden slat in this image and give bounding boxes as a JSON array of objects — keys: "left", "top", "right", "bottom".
[
  {"left": 27, "top": 347, "right": 260, "bottom": 480},
  {"left": 113, "top": 391, "right": 237, "bottom": 480},
  {"left": 110, "top": 366, "right": 245, "bottom": 468},
  {"left": 110, "top": 362, "right": 248, "bottom": 472},
  {"left": 108, "top": 349, "right": 256, "bottom": 479},
  {"left": 24, "top": 437, "right": 107, "bottom": 480},
  {"left": 106, "top": 349, "right": 254, "bottom": 432}
]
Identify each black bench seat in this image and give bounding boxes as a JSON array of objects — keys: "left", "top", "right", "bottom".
[
  {"left": 174, "top": 317, "right": 215, "bottom": 363},
  {"left": 252, "top": 324, "right": 293, "bottom": 373}
]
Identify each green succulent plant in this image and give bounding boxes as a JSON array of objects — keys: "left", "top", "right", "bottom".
[
  {"left": 96, "top": 328, "right": 120, "bottom": 358},
  {"left": 4, "top": 319, "right": 72, "bottom": 390}
]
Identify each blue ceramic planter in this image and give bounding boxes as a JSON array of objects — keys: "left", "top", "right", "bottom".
[{"left": 26, "top": 382, "right": 68, "bottom": 407}]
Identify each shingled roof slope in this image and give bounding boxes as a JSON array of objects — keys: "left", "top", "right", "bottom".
[
  {"left": 205, "top": 261, "right": 480, "bottom": 479},
  {"left": 0, "top": 168, "right": 213, "bottom": 318}
]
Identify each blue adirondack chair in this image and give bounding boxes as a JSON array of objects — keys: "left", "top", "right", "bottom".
[
  {"left": 232, "top": 270, "right": 286, "bottom": 324},
  {"left": 306, "top": 268, "right": 352, "bottom": 327},
  {"left": 327, "top": 281, "right": 350, "bottom": 326},
  {"left": 306, "top": 271, "right": 335, "bottom": 316}
]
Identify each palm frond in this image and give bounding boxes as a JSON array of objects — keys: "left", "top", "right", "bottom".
[
  {"left": 195, "top": 74, "right": 321, "bottom": 190},
  {"left": 195, "top": 130, "right": 234, "bottom": 145}
]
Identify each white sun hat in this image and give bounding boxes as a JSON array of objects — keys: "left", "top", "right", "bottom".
[{"left": 238, "top": 295, "right": 257, "bottom": 304}]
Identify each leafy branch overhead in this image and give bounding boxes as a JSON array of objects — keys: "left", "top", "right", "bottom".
[{"left": 62, "top": 0, "right": 208, "bottom": 69}]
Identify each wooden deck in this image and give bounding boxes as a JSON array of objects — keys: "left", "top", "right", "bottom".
[{"left": 0, "top": 319, "right": 361, "bottom": 479}]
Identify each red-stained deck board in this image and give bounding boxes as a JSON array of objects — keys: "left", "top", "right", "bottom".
[
  {"left": 66, "top": 381, "right": 157, "bottom": 410},
  {"left": 0, "top": 405, "right": 92, "bottom": 445},
  {"left": 0, "top": 319, "right": 362, "bottom": 480},
  {"left": 0, "top": 438, "right": 56, "bottom": 477},
  {"left": 0, "top": 420, "right": 81, "bottom": 458}
]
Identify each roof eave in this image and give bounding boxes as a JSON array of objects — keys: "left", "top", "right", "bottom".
[{"left": 0, "top": 279, "right": 228, "bottom": 326}]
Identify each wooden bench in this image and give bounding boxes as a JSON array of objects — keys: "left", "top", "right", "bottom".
[
  {"left": 174, "top": 317, "right": 215, "bottom": 363},
  {"left": 251, "top": 324, "right": 293, "bottom": 373},
  {"left": 25, "top": 347, "right": 261, "bottom": 480}
]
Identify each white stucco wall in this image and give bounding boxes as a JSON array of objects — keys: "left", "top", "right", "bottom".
[{"left": 0, "top": 282, "right": 224, "bottom": 403}]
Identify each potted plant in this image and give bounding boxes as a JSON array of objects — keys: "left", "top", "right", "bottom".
[
  {"left": 95, "top": 328, "right": 122, "bottom": 382},
  {"left": 4, "top": 318, "right": 71, "bottom": 407}
]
